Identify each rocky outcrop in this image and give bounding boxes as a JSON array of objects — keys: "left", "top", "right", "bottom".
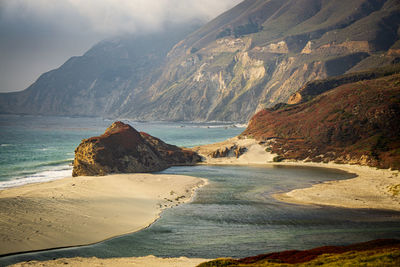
[
  {"left": 72, "top": 122, "right": 201, "bottom": 176},
  {"left": 242, "top": 70, "right": 400, "bottom": 170},
  {"left": 139, "top": 132, "right": 202, "bottom": 166},
  {"left": 210, "top": 145, "right": 247, "bottom": 158}
]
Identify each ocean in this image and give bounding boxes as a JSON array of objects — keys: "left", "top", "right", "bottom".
[
  {"left": 1, "top": 115, "right": 400, "bottom": 265},
  {"left": 0, "top": 114, "right": 244, "bottom": 189}
]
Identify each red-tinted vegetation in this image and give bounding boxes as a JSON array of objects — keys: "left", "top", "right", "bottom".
[
  {"left": 237, "top": 239, "right": 400, "bottom": 264},
  {"left": 242, "top": 73, "right": 400, "bottom": 170},
  {"left": 198, "top": 239, "right": 400, "bottom": 266}
]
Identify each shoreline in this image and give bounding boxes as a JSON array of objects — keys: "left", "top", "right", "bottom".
[
  {"left": 273, "top": 161, "right": 400, "bottom": 211},
  {"left": 0, "top": 173, "right": 207, "bottom": 256},
  {"left": 9, "top": 256, "right": 210, "bottom": 267},
  {"left": 192, "top": 137, "right": 400, "bottom": 212},
  {"left": 3, "top": 137, "right": 400, "bottom": 266}
]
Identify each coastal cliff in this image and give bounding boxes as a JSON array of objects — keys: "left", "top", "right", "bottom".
[
  {"left": 72, "top": 122, "right": 200, "bottom": 176},
  {"left": 241, "top": 69, "right": 400, "bottom": 170},
  {"left": 1, "top": 0, "right": 399, "bottom": 122}
]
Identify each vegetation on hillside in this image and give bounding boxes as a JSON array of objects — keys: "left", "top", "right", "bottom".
[
  {"left": 198, "top": 239, "right": 400, "bottom": 266},
  {"left": 242, "top": 71, "right": 400, "bottom": 170},
  {"left": 289, "top": 64, "right": 400, "bottom": 104}
]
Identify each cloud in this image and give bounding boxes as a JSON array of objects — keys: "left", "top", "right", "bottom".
[{"left": 0, "top": 0, "right": 242, "bottom": 92}]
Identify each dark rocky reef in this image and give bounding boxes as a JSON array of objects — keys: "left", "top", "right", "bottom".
[{"left": 72, "top": 121, "right": 201, "bottom": 177}]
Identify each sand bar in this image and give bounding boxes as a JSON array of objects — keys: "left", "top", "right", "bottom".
[
  {"left": 193, "top": 137, "right": 400, "bottom": 211},
  {"left": 274, "top": 162, "right": 400, "bottom": 211},
  {"left": 0, "top": 173, "right": 206, "bottom": 255}
]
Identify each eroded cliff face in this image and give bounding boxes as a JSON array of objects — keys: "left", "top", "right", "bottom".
[
  {"left": 242, "top": 71, "right": 400, "bottom": 170},
  {"left": 123, "top": 38, "right": 374, "bottom": 122},
  {"left": 72, "top": 122, "right": 201, "bottom": 176},
  {"left": 1, "top": 0, "right": 399, "bottom": 122},
  {"left": 115, "top": 0, "right": 400, "bottom": 122}
]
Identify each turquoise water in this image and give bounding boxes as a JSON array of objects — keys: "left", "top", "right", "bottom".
[
  {"left": 1, "top": 115, "right": 400, "bottom": 265},
  {"left": 0, "top": 115, "right": 244, "bottom": 189}
]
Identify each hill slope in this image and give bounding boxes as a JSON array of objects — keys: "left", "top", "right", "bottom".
[
  {"left": 1, "top": 0, "right": 400, "bottom": 122},
  {"left": 120, "top": 0, "right": 400, "bottom": 121},
  {"left": 241, "top": 69, "right": 400, "bottom": 170},
  {"left": 0, "top": 24, "right": 199, "bottom": 117}
]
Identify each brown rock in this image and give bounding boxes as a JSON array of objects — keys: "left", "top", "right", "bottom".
[
  {"left": 139, "top": 132, "right": 202, "bottom": 165},
  {"left": 72, "top": 121, "right": 201, "bottom": 177},
  {"left": 210, "top": 145, "right": 247, "bottom": 158}
]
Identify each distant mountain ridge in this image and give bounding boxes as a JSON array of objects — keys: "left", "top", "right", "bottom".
[
  {"left": 0, "top": 24, "right": 200, "bottom": 117},
  {"left": 1, "top": 0, "right": 400, "bottom": 122}
]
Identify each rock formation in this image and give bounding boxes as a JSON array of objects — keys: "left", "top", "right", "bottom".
[
  {"left": 242, "top": 67, "right": 400, "bottom": 170},
  {"left": 72, "top": 121, "right": 201, "bottom": 176},
  {"left": 210, "top": 145, "right": 247, "bottom": 158}
]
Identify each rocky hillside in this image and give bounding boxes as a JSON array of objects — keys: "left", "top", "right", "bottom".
[
  {"left": 1, "top": 0, "right": 400, "bottom": 122},
  {"left": 288, "top": 64, "right": 400, "bottom": 104},
  {"left": 119, "top": 0, "right": 400, "bottom": 121},
  {"left": 241, "top": 69, "right": 400, "bottom": 170},
  {"left": 72, "top": 121, "right": 201, "bottom": 176},
  {"left": 0, "top": 24, "right": 199, "bottom": 117}
]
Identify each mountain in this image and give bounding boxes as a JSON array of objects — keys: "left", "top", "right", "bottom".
[
  {"left": 1, "top": 0, "right": 400, "bottom": 122},
  {"left": 241, "top": 65, "right": 400, "bottom": 170},
  {"left": 0, "top": 23, "right": 200, "bottom": 117}
]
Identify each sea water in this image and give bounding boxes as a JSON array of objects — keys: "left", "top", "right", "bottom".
[
  {"left": 0, "top": 114, "right": 244, "bottom": 189},
  {"left": 1, "top": 115, "right": 400, "bottom": 265}
]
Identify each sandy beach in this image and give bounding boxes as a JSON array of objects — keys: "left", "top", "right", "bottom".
[
  {"left": 193, "top": 137, "right": 400, "bottom": 211},
  {"left": 191, "top": 136, "right": 276, "bottom": 164},
  {"left": 10, "top": 255, "right": 209, "bottom": 267},
  {"left": 3, "top": 137, "right": 400, "bottom": 266},
  {"left": 0, "top": 173, "right": 206, "bottom": 256},
  {"left": 274, "top": 162, "right": 400, "bottom": 211}
]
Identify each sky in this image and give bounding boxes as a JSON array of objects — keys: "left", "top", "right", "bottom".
[{"left": 0, "top": 0, "right": 241, "bottom": 93}]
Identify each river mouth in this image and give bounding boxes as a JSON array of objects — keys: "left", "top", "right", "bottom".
[{"left": 2, "top": 165, "right": 400, "bottom": 265}]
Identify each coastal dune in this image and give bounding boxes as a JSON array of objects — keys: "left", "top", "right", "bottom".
[{"left": 0, "top": 173, "right": 206, "bottom": 255}]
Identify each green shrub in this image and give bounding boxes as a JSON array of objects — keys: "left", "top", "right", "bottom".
[{"left": 273, "top": 155, "right": 284, "bottom": 162}]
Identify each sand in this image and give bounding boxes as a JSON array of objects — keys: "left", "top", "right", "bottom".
[
  {"left": 192, "top": 136, "right": 276, "bottom": 164},
  {"left": 10, "top": 255, "right": 209, "bottom": 267},
  {"left": 274, "top": 162, "right": 400, "bottom": 211},
  {"left": 193, "top": 137, "right": 400, "bottom": 211},
  {"left": 0, "top": 173, "right": 207, "bottom": 256},
  {"left": 4, "top": 137, "right": 400, "bottom": 266}
]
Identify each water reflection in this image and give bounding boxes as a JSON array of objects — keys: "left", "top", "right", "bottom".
[{"left": 1, "top": 165, "right": 400, "bottom": 265}]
